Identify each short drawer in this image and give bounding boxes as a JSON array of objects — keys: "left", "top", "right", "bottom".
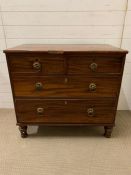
[
  {"left": 15, "top": 99, "right": 116, "bottom": 124},
  {"left": 8, "top": 53, "right": 65, "bottom": 75},
  {"left": 12, "top": 76, "right": 120, "bottom": 98},
  {"left": 67, "top": 55, "right": 123, "bottom": 75}
]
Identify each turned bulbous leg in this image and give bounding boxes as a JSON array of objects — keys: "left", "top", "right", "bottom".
[
  {"left": 19, "top": 126, "right": 28, "bottom": 138},
  {"left": 104, "top": 126, "right": 113, "bottom": 138}
]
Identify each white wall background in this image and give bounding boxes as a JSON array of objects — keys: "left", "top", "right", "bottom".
[{"left": 0, "top": 0, "right": 131, "bottom": 110}]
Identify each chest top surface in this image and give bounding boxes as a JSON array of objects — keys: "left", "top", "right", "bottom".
[{"left": 4, "top": 44, "right": 128, "bottom": 54}]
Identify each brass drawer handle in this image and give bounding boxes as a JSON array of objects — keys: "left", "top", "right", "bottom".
[
  {"left": 64, "top": 77, "right": 68, "bottom": 84},
  {"left": 90, "top": 63, "right": 97, "bottom": 71},
  {"left": 87, "top": 108, "right": 95, "bottom": 117},
  {"left": 35, "top": 82, "right": 43, "bottom": 90},
  {"left": 64, "top": 100, "right": 68, "bottom": 105},
  {"left": 89, "top": 83, "right": 96, "bottom": 91},
  {"left": 33, "top": 61, "right": 41, "bottom": 70},
  {"left": 37, "top": 107, "right": 44, "bottom": 115}
]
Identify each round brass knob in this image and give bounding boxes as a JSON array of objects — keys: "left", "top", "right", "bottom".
[
  {"left": 87, "top": 108, "right": 95, "bottom": 117},
  {"left": 90, "top": 63, "right": 97, "bottom": 72},
  {"left": 64, "top": 100, "right": 68, "bottom": 105},
  {"left": 33, "top": 61, "right": 41, "bottom": 70},
  {"left": 37, "top": 107, "right": 44, "bottom": 115},
  {"left": 89, "top": 83, "right": 96, "bottom": 91},
  {"left": 35, "top": 82, "right": 43, "bottom": 90},
  {"left": 64, "top": 77, "right": 68, "bottom": 84}
]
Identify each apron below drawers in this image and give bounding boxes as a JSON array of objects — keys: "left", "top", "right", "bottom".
[{"left": 15, "top": 99, "right": 116, "bottom": 124}]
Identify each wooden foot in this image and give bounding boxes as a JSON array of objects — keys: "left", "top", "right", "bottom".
[
  {"left": 19, "top": 126, "right": 28, "bottom": 138},
  {"left": 104, "top": 126, "right": 113, "bottom": 138}
]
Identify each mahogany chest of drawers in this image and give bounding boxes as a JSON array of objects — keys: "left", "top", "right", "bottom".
[{"left": 4, "top": 44, "right": 128, "bottom": 138}]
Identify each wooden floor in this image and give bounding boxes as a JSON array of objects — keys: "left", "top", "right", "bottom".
[{"left": 0, "top": 109, "right": 131, "bottom": 175}]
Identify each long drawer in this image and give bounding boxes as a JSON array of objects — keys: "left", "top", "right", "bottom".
[
  {"left": 15, "top": 99, "right": 116, "bottom": 124},
  {"left": 12, "top": 76, "right": 120, "bottom": 98},
  {"left": 8, "top": 53, "right": 123, "bottom": 76}
]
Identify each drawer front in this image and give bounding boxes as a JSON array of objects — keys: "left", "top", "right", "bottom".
[
  {"left": 8, "top": 53, "right": 123, "bottom": 76},
  {"left": 16, "top": 99, "right": 116, "bottom": 124},
  {"left": 8, "top": 53, "right": 65, "bottom": 75},
  {"left": 13, "top": 76, "right": 120, "bottom": 98},
  {"left": 67, "top": 56, "right": 123, "bottom": 75}
]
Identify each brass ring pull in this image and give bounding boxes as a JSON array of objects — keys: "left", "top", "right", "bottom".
[
  {"left": 90, "top": 63, "right": 97, "bottom": 72},
  {"left": 35, "top": 82, "right": 43, "bottom": 90},
  {"left": 89, "top": 83, "right": 96, "bottom": 91},
  {"left": 33, "top": 61, "right": 41, "bottom": 70},
  {"left": 37, "top": 107, "right": 44, "bottom": 115},
  {"left": 87, "top": 108, "right": 95, "bottom": 117}
]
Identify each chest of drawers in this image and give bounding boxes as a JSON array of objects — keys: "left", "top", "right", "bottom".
[{"left": 4, "top": 44, "right": 128, "bottom": 138}]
